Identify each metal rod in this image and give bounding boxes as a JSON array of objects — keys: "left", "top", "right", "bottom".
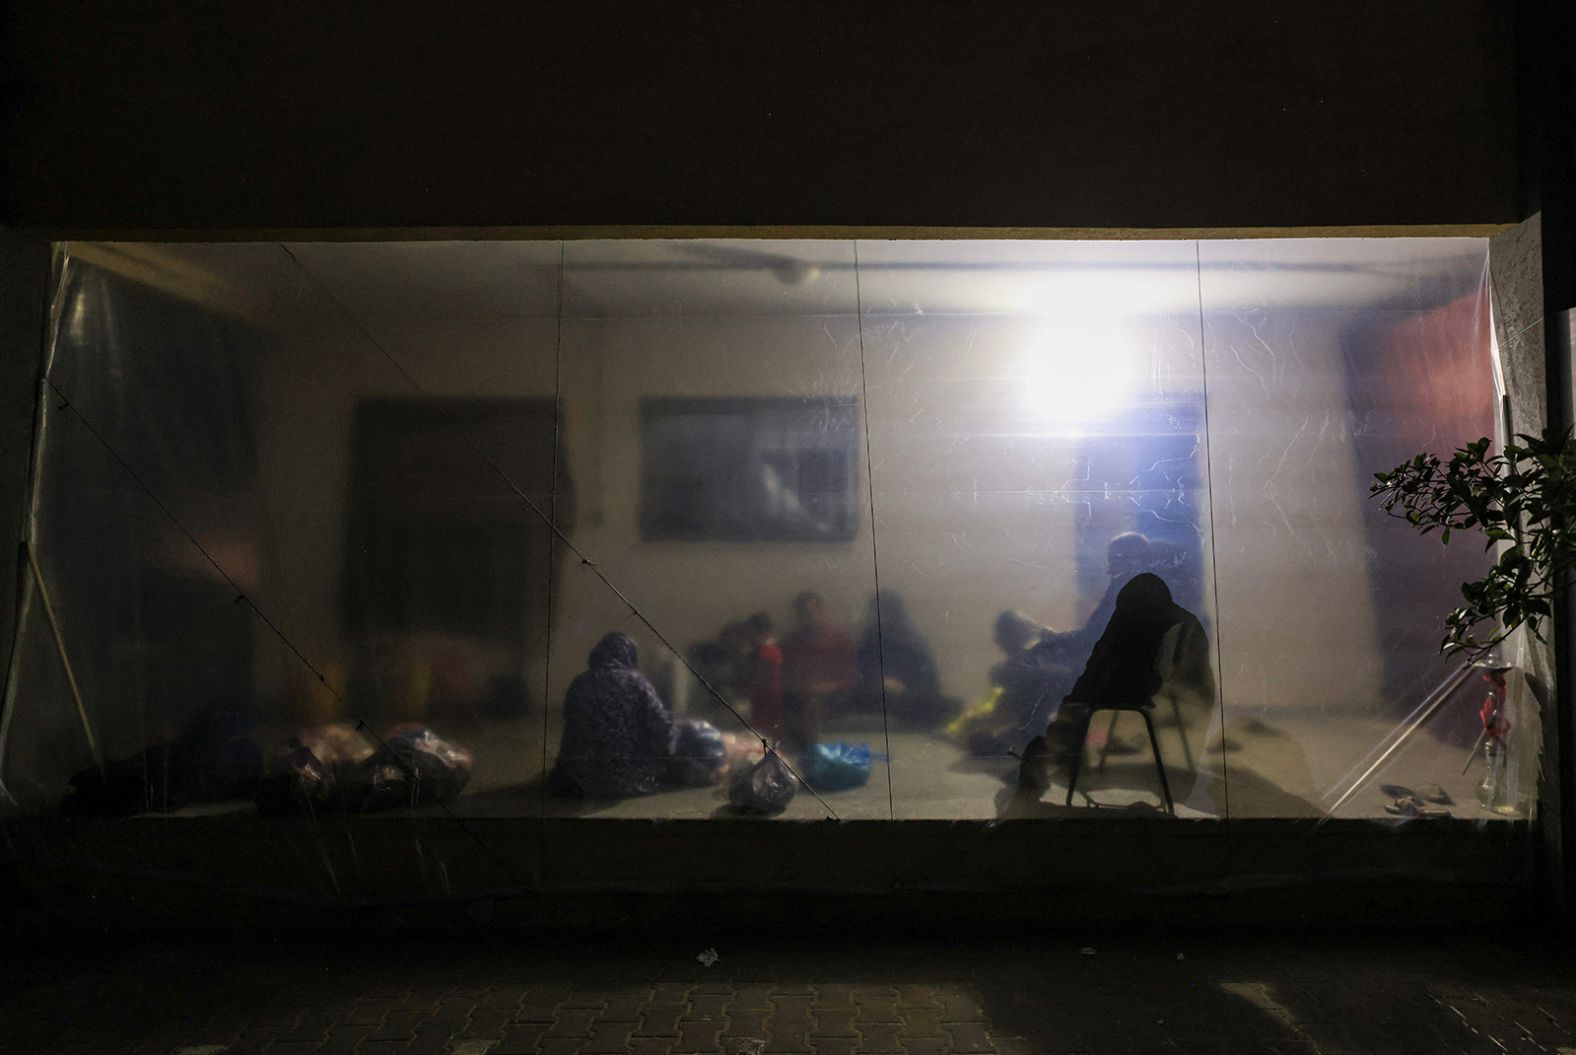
[
  {"left": 1324, "top": 663, "right": 1477, "bottom": 818},
  {"left": 24, "top": 541, "right": 101, "bottom": 773}
]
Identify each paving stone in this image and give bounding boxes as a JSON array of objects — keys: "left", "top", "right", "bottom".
[
  {"left": 13, "top": 935, "right": 1576, "bottom": 1055},
  {"left": 857, "top": 1022, "right": 905, "bottom": 1052},
  {"left": 896, "top": 986, "right": 944, "bottom": 1010},
  {"left": 372, "top": 1010, "right": 433, "bottom": 1041},
  {"left": 896, "top": 1039, "right": 948, "bottom": 1055},
  {"left": 636, "top": 1004, "right": 688, "bottom": 1036},
  {"left": 727, "top": 986, "right": 777, "bottom": 1012},
  {"left": 936, "top": 989, "right": 983, "bottom": 1022},
  {"left": 724, "top": 1008, "right": 772, "bottom": 1039},
  {"left": 679, "top": 1018, "right": 725, "bottom": 1051},
  {"left": 855, "top": 994, "right": 902, "bottom": 1023},
  {"left": 358, "top": 1042, "right": 413, "bottom": 1055},
  {"left": 809, "top": 1039, "right": 861, "bottom": 1055},
  {"left": 769, "top": 995, "right": 817, "bottom": 1029},
  {"left": 601, "top": 989, "right": 656, "bottom": 1020},
  {"left": 689, "top": 992, "right": 731, "bottom": 1019},
  {"left": 651, "top": 983, "right": 694, "bottom": 1005},
  {"left": 765, "top": 1022, "right": 813, "bottom": 1052},
  {"left": 545, "top": 1007, "right": 600, "bottom": 1038},
  {"left": 348, "top": 1003, "right": 401, "bottom": 1026},
  {"left": 564, "top": 988, "right": 612, "bottom": 1009},
  {"left": 809, "top": 1007, "right": 858, "bottom": 1038},
  {"left": 317, "top": 1025, "right": 375, "bottom": 1054},
  {"left": 946, "top": 1021, "right": 996, "bottom": 1053},
  {"left": 537, "top": 1039, "right": 593, "bottom": 1055},
  {"left": 580, "top": 1018, "right": 638, "bottom": 1053},
  {"left": 812, "top": 985, "right": 859, "bottom": 1008},
  {"left": 988, "top": 1034, "right": 1036, "bottom": 1055},
  {"left": 629, "top": 1039, "right": 679, "bottom": 1055},
  {"left": 424, "top": 1000, "right": 475, "bottom": 1025},
  {"left": 260, "top": 1042, "right": 321, "bottom": 1055},
  {"left": 461, "top": 1010, "right": 512, "bottom": 1036},
  {"left": 491, "top": 1023, "right": 550, "bottom": 1054},
  {"left": 896, "top": 1009, "right": 946, "bottom": 1038}
]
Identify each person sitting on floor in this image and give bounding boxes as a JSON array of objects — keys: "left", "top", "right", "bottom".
[
  {"left": 853, "top": 591, "right": 959, "bottom": 730},
  {"left": 550, "top": 632, "right": 678, "bottom": 799},
  {"left": 949, "top": 610, "right": 1059, "bottom": 755}
]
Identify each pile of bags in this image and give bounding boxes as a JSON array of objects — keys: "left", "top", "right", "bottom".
[
  {"left": 255, "top": 721, "right": 473, "bottom": 817},
  {"left": 713, "top": 734, "right": 882, "bottom": 815}
]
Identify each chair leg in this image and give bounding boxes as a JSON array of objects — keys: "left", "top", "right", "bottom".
[
  {"left": 1064, "top": 715, "right": 1092, "bottom": 807},
  {"left": 1171, "top": 694, "right": 1196, "bottom": 771},
  {"left": 1096, "top": 710, "right": 1120, "bottom": 773},
  {"left": 1139, "top": 708, "right": 1175, "bottom": 816}
]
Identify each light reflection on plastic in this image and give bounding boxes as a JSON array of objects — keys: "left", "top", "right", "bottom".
[{"left": 1019, "top": 320, "right": 1134, "bottom": 427}]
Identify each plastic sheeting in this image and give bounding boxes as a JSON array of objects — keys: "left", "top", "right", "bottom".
[{"left": 0, "top": 238, "right": 1524, "bottom": 838}]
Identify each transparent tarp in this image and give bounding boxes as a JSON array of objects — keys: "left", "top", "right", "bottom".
[{"left": 0, "top": 237, "right": 1521, "bottom": 857}]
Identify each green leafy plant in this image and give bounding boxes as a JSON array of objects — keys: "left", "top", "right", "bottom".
[{"left": 1370, "top": 427, "right": 1576, "bottom": 659}]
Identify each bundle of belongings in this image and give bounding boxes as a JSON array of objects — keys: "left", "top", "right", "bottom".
[
  {"left": 255, "top": 721, "right": 473, "bottom": 817},
  {"left": 67, "top": 704, "right": 264, "bottom": 817}
]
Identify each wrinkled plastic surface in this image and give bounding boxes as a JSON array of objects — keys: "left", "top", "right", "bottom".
[
  {"left": 802, "top": 742, "right": 875, "bottom": 791},
  {"left": 728, "top": 750, "right": 799, "bottom": 815},
  {"left": 0, "top": 237, "right": 1521, "bottom": 869}
]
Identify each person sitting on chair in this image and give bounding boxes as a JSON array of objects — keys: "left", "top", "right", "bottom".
[{"left": 1018, "top": 573, "right": 1209, "bottom": 792}]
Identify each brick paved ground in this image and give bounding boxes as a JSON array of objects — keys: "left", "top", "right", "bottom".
[{"left": 1, "top": 930, "right": 1574, "bottom": 1055}]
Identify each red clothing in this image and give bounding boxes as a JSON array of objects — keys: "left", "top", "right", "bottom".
[
  {"left": 750, "top": 641, "right": 785, "bottom": 739},
  {"left": 782, "top": 626, "right": 856, "bottom": 696}
]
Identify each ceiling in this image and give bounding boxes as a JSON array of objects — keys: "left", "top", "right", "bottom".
[{"left": 71, "top": 238, "right": 1489, "bottom": 330}]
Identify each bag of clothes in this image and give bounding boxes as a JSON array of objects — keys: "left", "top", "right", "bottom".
[
  {"left": 360, "top": 723, "right": 474, "bottom": 809},
  {"left": 727, "top": 748, "right": 797, "bottom": 814},
  {"left": 801, "top": 741, "right": 876, "bottom": 791},
  {"left": 255, "top": 722, "right": 472, "bottom": 817},
  {"left": 669, "top": 717, "right": 728, "bottom": 788}
]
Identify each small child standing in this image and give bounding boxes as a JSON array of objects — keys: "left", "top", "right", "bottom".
[{"left": 745, "top": 612, "right": 785, "bottom": 744}]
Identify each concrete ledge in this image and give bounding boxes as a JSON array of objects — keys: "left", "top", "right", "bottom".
[{"left": 0, "top": 814, "right": 1536, "bottom": 937}]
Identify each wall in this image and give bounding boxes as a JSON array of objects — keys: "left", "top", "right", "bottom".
[
  {"left": 0, "top": 234, "right": 48, "bottom": 698},
  {"left": 1, "top": 1, "right": 1517, "bottom": 234}
]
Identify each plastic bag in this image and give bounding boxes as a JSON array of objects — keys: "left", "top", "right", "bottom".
[
  {"left": 254, "top": 740, "right": 339, "bottom": 817},
  {"left": 802, "top": 741, "right": 875, "bottom": 791},
  {"left": 357, "top": 724, "right": 474, "bottom": 809},
  {"left": 669, "top": 717, "right": 728, "bottom": 787},
  {"left": 727, "top": 749, "right": 797, "bottom": 814}
]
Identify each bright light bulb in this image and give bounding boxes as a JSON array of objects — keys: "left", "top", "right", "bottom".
[{"left": 1018, "top": 320, "right": 1134, "bottom": 424}]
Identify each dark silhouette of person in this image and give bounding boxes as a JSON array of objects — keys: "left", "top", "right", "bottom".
[
  {"left": 1019, "top": 532, "right": 1156, "bottom": 730},
  {"left": 854, "top": 590, "right": 959, "bottom": 729},
  {"left": 550, "top": 632, "right": 678, "bottom": 799},
  {"left": 991, "top": 610, "right": 1061, "bottom": 729},
  {"left": 1018, "top": 573, "right": 1213, "bottom": 791},
  {"left": 950, "top": 610, "right": 1060, "bottom": 756}
]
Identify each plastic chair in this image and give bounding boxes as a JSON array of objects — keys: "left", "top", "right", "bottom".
[
  {"left": 1064, "top": 623, "right": 1185, "bottom": 816},
  {"left": 1096, "top": 623, "right": 1196, "bottom": 774}
]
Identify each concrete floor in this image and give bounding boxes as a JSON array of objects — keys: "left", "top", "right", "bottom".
[{"left": 425, "top": 708, "right": 1519, "bottom": 824}]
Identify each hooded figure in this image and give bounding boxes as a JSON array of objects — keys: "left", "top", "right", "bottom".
[
  {"left": 1066, "top": 573, "right": 1198, "bottom": 705},
  {"left": 1022, "top": 573, "right": 1214, "bottom": 790},
  {"left": 551, "top": 632, "right": 678, "bottom": 799},
  {"left": 854, "top": 591, "right": 958, "bottom": 728}
]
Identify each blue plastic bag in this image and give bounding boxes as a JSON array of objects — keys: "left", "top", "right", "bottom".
[
  {"left": 802, "top": 741, "right": 877, "bottom": 791},
  {"left": 670, "top": 718, "right": 729, "bottom": 787}
]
